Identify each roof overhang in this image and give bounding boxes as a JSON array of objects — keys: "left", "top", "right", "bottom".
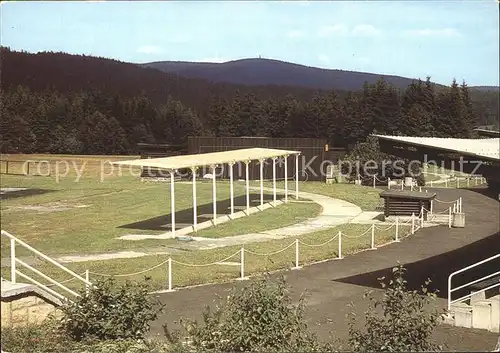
[
  {"left": 113, "top": 147, "right": 301, "bottom": 171},
  {"left": 372, "top": 134, "right": 500, "bottom": 162}
]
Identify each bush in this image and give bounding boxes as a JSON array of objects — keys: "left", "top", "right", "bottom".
[
  {"left": 165, "top": 274, "right": 334, "bottom": 352},
  {"left": 416, "top": 173, "right": 426, "bottom": 186},
  {"left": 348, "top": 265, "right": 444, "bottom": 352},
  {"left": 59, "top": 277, "right": 164, "bottom": 341}
]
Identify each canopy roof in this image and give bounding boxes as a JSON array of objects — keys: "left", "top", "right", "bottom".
[
  {"left": 373, "top": 134, "right": 500, "bottom": 161},
  {"left": 113, "top": 147, "right": 301, "bottom": 171}
]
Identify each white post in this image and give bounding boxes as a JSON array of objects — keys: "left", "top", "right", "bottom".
[
  {"left": 259, "top": 159, "right": 264, "bottom": 208},
  {"left": 284, "top": 155, "right": 288, "bottom": 203},
  {"left": 170, "top": 171, "right": 176, "bottom": 236},
  {"left": 395, "top": 217, "right": 399, "bottom": 242},
  {"left": 411, "top": 213, "right": 415, "bottom": 234},
  {"left": 239, "top": 248, "right": 247, "bottom": 280},
  {"left": 167, "top": 257, "right": 174, "bottom": 292},
  {"left": 371, "top": 224, "right": 376, "bottom": 249},
  {"left": 430, "top": 180, "right": 433, "bottom": 187},
  {"left": 459, "top": 197, "right": 462, "bottom": 213},
  {"left": 401, "top": 180, "right": 404, "bottom": 190},
  {"left": 467, "top": 177, "right": 470, "bottom": 188},
  {"left": 420, "top": 206, "right": 424, "bottom": 227},
  {"left": 448, "top": 207, "right": 452, "bottom": 228},
  {"left": 192, "top": 167, "right": 197, "bottom": 231},
  {"left": 295, "top": 154, "right": 299, "bottom": 200},
  {"left": 272, "top": 158, "right": 277, "bottom": 206},
  {"left": 10, "top": 238, "right": 16, "bottom": 283},
  {"left": 445, "top": 179, "right": 448, "bottom": 188},
  {"left": 85, "top": 269, "right": 90, "bottom": 294},
  {"left": 388, "top": 177, "right": 391, "bottom": 190},
  {"left": 338, "top": 231, "right": 342, "bottom": 259},
  {"left": 212, "top": 165, "right": 217, "bottom": 225},
  {"left": 373, "top": 174, "right": 376, "bottom": 188},
  {"left": 419, "top": 186, "right": 422, "bottom": 192},
  {"left": 292, "top": 239, "right": 301, "bottom": 270},
  {"left": 245, "top": 161, "right": 250, "bottom": 213},
  {"left": 229, "top": 163, "right": 234, "bottom": 216}
]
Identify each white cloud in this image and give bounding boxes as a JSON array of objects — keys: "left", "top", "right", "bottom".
[
  {"left": 404, "top": 28, "right": 461, "bottom": 37},
  {"left": 286, "top": 29, "right": 307, "bottom": 39},
  {"left": 317, "top": 24, "right": 348, "bottom": 38},
  {"left": 136, "top": 45, "right": 164, "bottom": 54},
  {"left": 351, "top": 24, "right": 382, "bottom": 37},
  {"left": 318, "top": 54, "right": 330, "bottom": 64}
]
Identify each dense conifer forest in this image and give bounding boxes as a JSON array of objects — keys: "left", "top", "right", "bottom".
[{"left": 1, "top": 47, "right": 498, "bottom": 154}]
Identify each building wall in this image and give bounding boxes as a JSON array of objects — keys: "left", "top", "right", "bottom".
[{"left": 1, "top": 293, "right": 60, "bottom": 328}]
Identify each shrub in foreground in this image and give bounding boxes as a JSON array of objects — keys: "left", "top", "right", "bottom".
[
  {"left": 59, "top": 277, "right": 164, "bottom": 341},
  {"left": 348, "top": 264, "right": 444, "bottom": 352},
  {"left": 164, "top": 274, "right": 334, "bottom": 352}
]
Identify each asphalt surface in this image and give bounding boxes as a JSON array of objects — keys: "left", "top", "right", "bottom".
[{"left": 150, "top": 186, "right": 500, "bottom": 351}]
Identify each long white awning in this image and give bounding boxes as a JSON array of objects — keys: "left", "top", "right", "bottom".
[
  {"left": 113, "top": 147, "right": 301, "bottom": 171},
  {"left": 373, "top": 134, "right": 500, "bottom": 161}
]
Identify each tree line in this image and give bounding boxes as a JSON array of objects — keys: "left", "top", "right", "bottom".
[{"left": 1, "top": 76, "right": 484, "bottom": 154}]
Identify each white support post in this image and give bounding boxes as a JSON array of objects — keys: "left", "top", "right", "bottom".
[
  {"left": 284, "top": 155, "right": 288, "bottom": 203},
  {"left": 166, "top": 257, "right": 174, "bottom": 292},
  {"left": 388, "top": 177, "right": 391, "bottom": 190},
  {"left": 445, "top": 179, "right": 448, "bottom": 188},
  {"left": 10, "top": 238, "right": 16, "bottom": 283},
  {"left": 401, "top": 180, "right": 404, "bottom": 190},
  {"left": 212, "top": 165, "right": 217, "bottom": 225},
  {"left": 85, "top": 269, "right": 90, "bottom": 294},
  {"left": 239, "top": 248, "right": 247, "bottom": 280},
  {"left": 371, "top": 224, "right": 376, "bottom": 249},
  {"left": 295, "top": 154, "right": 299, "bottom": 200},
  {"left": 411, "top": 213, "right": 415, "bottom": 234},
  {"left": 170, "top": 171, "right": 176, "bottom": 236},
  {"left": 373, "top": 174, "right": 376, "bottom": 188},
  {"left": 448, "top": 207, "right": 452, "bottom": 228},
  {"left": 272, "top": 158, "right": 277, "bottom": 206},
  {"left": 229, "top": 163, "right": 234, "bottom": 216},
  {"left": 459, "top": 197, "right": 462, "bottom": 213},
  {"left": 292, "top": 239, "right": 301, "bottom": 270},
  {"left": 419, "top": 186, "right": 422, "bottom": 192},
  {"left": 420, "top": 206, "right": 424, "bottom": 227},
  {"left": 430, "top": 180, "right": 433, "bottom": 187},
  {"left": 245, "top": 161, "right": 250, "bottom": 214},
  {"left": 338, "top": 231, "right": 343, "bottom": 259},
  {"left": 192, "top": 167, "right": 197, "bottom": 231},
  {"left": 395, "top": 217, "right": 399, "bottom": 242},
  {"left": 430, "top": 199, "right": 434, "bottom": 214},
  {"left": 259, "top": 159, "right": 264, "bottom": 208}
]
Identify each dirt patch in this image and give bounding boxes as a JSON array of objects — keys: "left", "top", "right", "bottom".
[{"left": 6, "top": 202, "right": 91, "bottom": 213}]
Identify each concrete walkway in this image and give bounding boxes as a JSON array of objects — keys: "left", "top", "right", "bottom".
[{"left": 151, "top": 187, "right": 500, "bottom": 351}]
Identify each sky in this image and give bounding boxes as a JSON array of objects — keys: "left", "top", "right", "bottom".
[{"left": 1, "top": 1, "right": 499, "bottom": 86}]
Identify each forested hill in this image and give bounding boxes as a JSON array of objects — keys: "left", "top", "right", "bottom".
[
  {"left": 1, "top": 47, "right": 499, "bottom": 156},
  {"left": 141, "top": 58, "right": 421, "bottom": 91},
  {"left": 0, "top": 48, "right": 321, "bottom": 114}
]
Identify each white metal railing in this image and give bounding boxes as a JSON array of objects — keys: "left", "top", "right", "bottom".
[
  {"left": 448, "top": 253, "right": 500, "bottom": 310},
  {"left": 1, "top": 230, "right": 92, "bottom": 302}
]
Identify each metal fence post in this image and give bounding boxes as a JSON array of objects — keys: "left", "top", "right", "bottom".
[
  {"left": 420, "top": 206, "right": 424, "bottom": 227},
  {"left": 448, "top": 207, "right": 452, "bottom": 228},
  {"left": 10, "top": 238, "right": 16, "bottom": 283},
  {"left": 411, "top": 213, "right": 415, "bottom": 234},
  {"left": 167, "top": 257, "right": 174, "bottom": 292},
  {"left": 338, "top": 231, "right": 342, "bottom": 259},
  {"left": 388, "top": 177, "right": 391, "bottom": 190},
  {"left": 371, "top": 224, "right": 376, "bottom": 249},
  {"left": 430, "top": 200, "right": 434, "bottom": 214},
  {"left": 85, "top": 269, "right": 90, "bottom": 294},
  {"left": 239, "top": 248, "right": 247, "bottom": 280},
  {"left": 373, "top": 175, "right": 376, "bottom": 188},
  {"left": 292, "top": 239, "right": 301, "bottom": 270}
]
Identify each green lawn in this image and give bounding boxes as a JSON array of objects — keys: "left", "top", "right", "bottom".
[{"left": 1, "top": 222, "right": 412, "bottom": 293}]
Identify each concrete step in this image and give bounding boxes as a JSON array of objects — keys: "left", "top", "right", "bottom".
[
  {"left": 450, "top": 302, "right": 473, "bottom": 328},
  {"left": 472, "top": 300, "right": 492, "bottom": 331},
  {"left": 449, "top": 295, "right": 500, "bottom": 333}
]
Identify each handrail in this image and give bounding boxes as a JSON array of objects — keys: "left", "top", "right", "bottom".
[
  {"left": 2, "top": 230, "right": 92, "bottom": 302},
  {"left": 1, "top": 230, "right": 92, "bottom": 286},
  {"left": 448, "top": 253, "right": 500, "bottom": 310}
]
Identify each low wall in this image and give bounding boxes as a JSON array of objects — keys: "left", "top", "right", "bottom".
[{"left": 1, "top": 293, "right": 60, "bottom": 328}]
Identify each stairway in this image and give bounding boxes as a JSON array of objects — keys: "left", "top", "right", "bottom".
[{"left": 444, "top": 276, "right": 500, "bottom": 333}]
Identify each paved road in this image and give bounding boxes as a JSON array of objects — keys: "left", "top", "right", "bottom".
[{"left": 150, "top": 186, "right": 500, "bottom": 351}]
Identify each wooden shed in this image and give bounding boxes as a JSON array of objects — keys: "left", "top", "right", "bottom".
[{"left": 380, "top": 190, "right": 436, "bottom": 220}]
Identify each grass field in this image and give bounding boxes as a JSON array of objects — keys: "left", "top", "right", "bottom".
[{"left": 1, "top": 221, "right": 412, "bottom": 293}]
